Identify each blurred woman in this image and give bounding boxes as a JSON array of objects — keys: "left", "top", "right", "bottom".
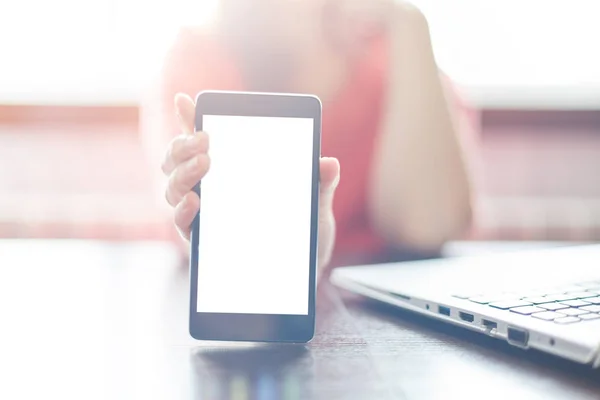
[{"left": 142, "top": 0, "right": 475, "bottom": 270}]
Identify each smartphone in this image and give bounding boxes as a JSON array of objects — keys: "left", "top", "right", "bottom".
[{"left": 189, "top": 91, "right": 322, "bottom": 342}]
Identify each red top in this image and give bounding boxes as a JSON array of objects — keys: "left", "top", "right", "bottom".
[{"left": 152, "top": 28, "right": 474, "bottom": 266}]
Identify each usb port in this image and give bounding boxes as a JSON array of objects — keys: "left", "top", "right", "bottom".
[
  {"left": 438, "top": 306, "right": 451, "bottom": 316},
  {"left": 482, "top": 319, "right": 498, "bottom": 330},
  {"left": 459, "top": 312, "right": 474, "bottom": 323},
  {"left": 507, "top": 327, "right": 529, "bottom": 347}
]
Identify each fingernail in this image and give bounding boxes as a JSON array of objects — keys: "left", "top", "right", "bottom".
[{"left": 186, "top": 134, "right": 202, "bottom": 147}]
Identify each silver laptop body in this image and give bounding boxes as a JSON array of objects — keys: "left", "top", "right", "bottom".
[{"left": 330, "top": 244, "right": 600, "bottom": 367}]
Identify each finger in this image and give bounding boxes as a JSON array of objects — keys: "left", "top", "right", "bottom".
[
  {"left": 174, "top": 93, "right": 196, "bottom": 135},
  {"left": 165, "top": 154, "right": 210, "bottom": 207},
  {"left": 161, "top": 132, "right": 209, "bottom": 175},
  {"left": 174, "top": 191, "right": 200, "bottom": 241},
  {"left": 317, "top": 157, "right": 340, "bottom": 272},
  {"left": 319, "top": 157, "right": 340, "bottom": 226},
  {"left": 320, "top": 157, "right": 340, "bottom": 199}
]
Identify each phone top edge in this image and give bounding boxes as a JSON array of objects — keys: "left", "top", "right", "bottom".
[{"left": 195, "top": 90, "right": 322, "bottom": 104}]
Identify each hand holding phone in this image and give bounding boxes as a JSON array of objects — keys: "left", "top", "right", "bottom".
[{"left": 161, "top": 92, "right": 340, "bottom": 342}]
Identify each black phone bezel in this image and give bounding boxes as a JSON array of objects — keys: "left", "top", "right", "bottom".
[{"left": 189, "top": 91, "right": 322, "bottom": 343}]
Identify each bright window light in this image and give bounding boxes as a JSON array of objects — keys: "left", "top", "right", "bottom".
[
  {"left": 0, "top": 0, "right": 219, "bottom": 104},
  {"left": 0, "top": 0, "right": 598, "bottom": 108}
]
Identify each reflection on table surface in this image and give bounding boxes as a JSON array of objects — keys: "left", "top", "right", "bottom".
[
  {"left": 191, "top": 345, "right": 311, "bottom": 400},
  {"left": 0, "top": 239, "right": 599, "bottom": 400}
]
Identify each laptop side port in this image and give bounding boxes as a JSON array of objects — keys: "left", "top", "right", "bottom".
[
  {"left": 459, "top": 311, "right": 475, "bottom": 323},
  {"left": 507, "top": 327, "right": 529, "bottom": 348},
  {"left": 438, "top": 306, "right": 451, "bottom": 316},
  {"left": 482, "top": 319, "right": 498, "bottom": 330}
]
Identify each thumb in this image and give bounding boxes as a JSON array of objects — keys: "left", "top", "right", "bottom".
[
  {"left": 174, "top": 93, "right": 196, "bottom": 135},
  {"left": 320, "top": 157, "right": 340, "bottom": 199}
]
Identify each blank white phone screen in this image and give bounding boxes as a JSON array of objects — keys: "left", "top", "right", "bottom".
[{"left": 196, "top": 115, "right": 315, "bottom": 315}]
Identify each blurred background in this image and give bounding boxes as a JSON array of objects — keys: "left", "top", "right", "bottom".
[{"left": 1, "top": 0, "right": 599, "bottom": 244}]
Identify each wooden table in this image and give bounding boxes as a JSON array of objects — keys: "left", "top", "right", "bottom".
[{"left": 1, "top": 240, "right": 599, "bottom": 400}]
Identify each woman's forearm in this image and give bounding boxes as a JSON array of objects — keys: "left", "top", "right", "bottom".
[{"left": 368, "top": 5, "right": 473, "bottom": 251}]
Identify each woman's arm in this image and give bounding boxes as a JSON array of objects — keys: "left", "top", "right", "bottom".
[{"left": 368, "top": 4, "right": 474, "bottom": 252}]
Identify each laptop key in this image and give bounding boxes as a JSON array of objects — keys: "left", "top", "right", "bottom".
[
  {"left": 568, "top": 291, "right": 597, "bottom": 299},
  {"left": 532, "top": 311, "right": 565, "bottom": 321},
  {"left": 522, "top": 296, "right": 553, "bottom": 304},
  {"left": 489, "top": 300, "right": 532, "bottom": 310},
  {"left": 580, "top": 305, "right": 600, "bottom": 313},
  {"left": 559, "top": 308, "right": 589, "bottom": 317},
  {"left": 452, "top": 294, "right": 471, "bottom": 300},
  {"left": 585, "top": 296, "right": 600, "bottom": 305},
  {"left": 560, "top": 299, "right": 591, "bottom": 308},
  {"left": 579, "top": 313, "right": 600, "bottom": 321},
  {"left": 562, "top": 285, "right": 588, "bottom": 293},
  {"left": 546, "top": 293, "right": 581, "bottom": 302},
  {"left": 554, "top": 316, "right": 582, "bottom": 324},
  {"left": 471, "top": 293, "right": 520, "bottom": 303},
  {"left": 468, "top": 296, "right": 494, "bottom": 304},
  {"left": 510, "top": 306, "right": 545, "bottom": 315},
  {"left": 518, "top": 289, "right": 551, "bottom": 298},
  {"left": 577, "top": 282, "right": 600, "bottom": 289},
  {"left": 539, "top": 302, "right": 569, "bottom": 311}
]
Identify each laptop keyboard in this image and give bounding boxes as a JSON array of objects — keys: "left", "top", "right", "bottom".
[{"left": 454, "top": 281, "right": 600, "bottom": 324}]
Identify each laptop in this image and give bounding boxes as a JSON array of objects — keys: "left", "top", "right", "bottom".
[{"left": 330, "top": 244, "right": 600, "bottom": 367}]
